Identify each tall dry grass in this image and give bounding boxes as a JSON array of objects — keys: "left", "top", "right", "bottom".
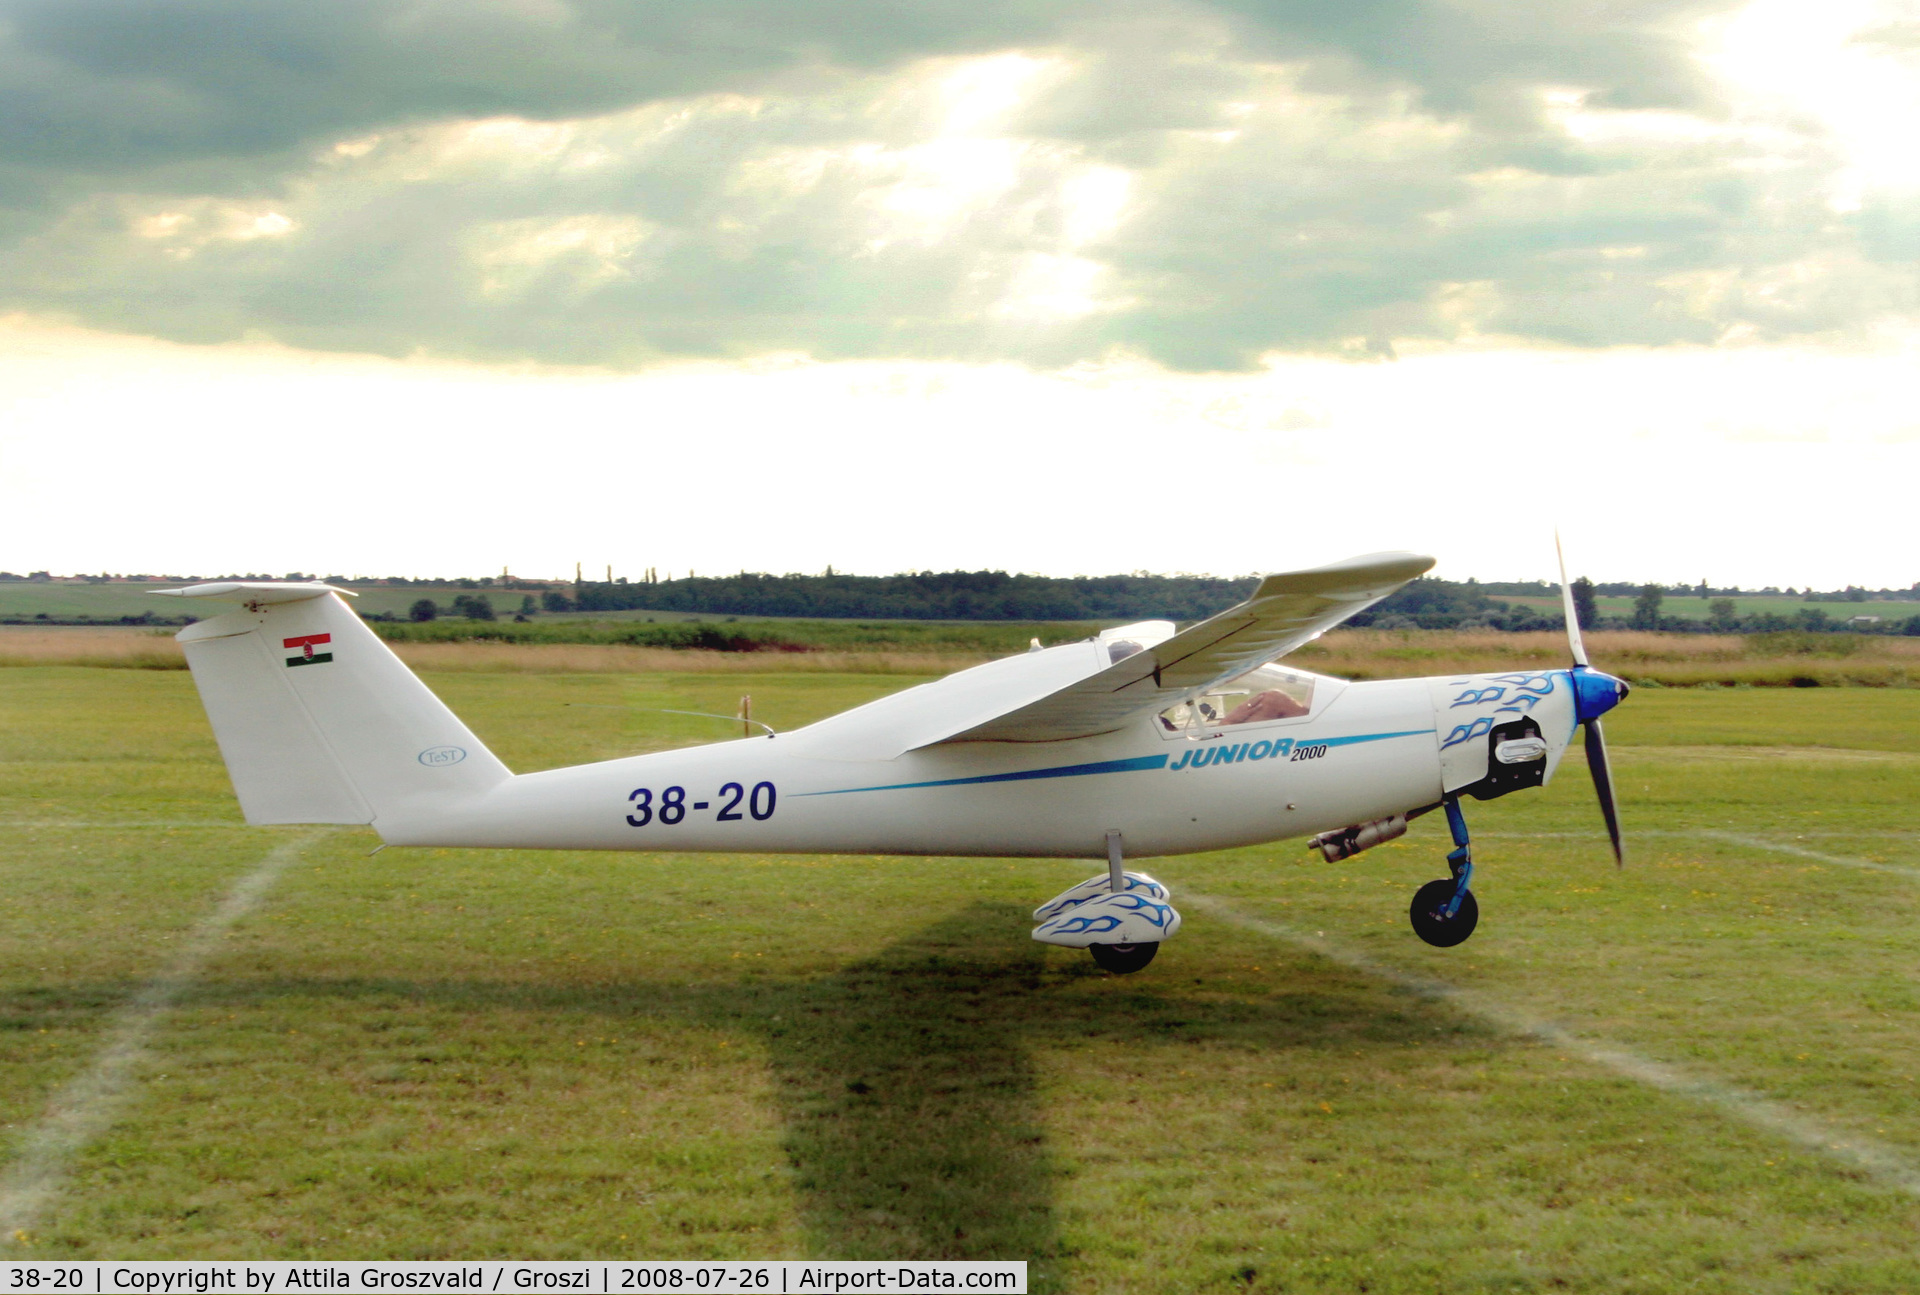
[
  {"left": 1292, "top": 629, "right": 1920, "bottom": 687},
  {"left": 4, "top": 625, "right": 1916, "bottom": 685},
  {"left": 0, "top": 628, "right": 982, "bottom": 676},
  {"left": 390, "top": 642, "right": 987, "bottom": 675},
  {"left": 0, "top": 627, "right": 187, "bottom": 669}
]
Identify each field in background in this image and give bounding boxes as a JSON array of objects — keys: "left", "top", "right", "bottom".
[
  {"left": 4, "top": 669, "right": 1920, "bottom": 1287},
  {"left": 0, "top": 581, "right": 514, "bottom": 622},
  {"left": 1504, "top": 592, "right": 1913, "bottom": 623},
  {"left": 0, "top": 627, "right": 991, "bottom": 677},
  {"left": 8, "top": 624, "right": 1919, "bottom": 687},
  {"left": 5, "top": 581, "right": 1914, "bottom": 629},
  {"left": 0, "top": 582, "right": 735, "bottom": 624},
  {"left": 373, "top": 617, "right": 1094, "bottom": 656}
]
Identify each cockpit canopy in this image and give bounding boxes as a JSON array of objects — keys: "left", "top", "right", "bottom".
[{"left": 1157, "top": 662, "right": 1331, "bottom": 735}]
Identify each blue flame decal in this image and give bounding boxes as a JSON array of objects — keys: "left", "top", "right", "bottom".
[
  {"left": 1041, "top": 893, "right": 1177, "bottom": 936},
  {"left": 1440, "top": 715, "right": 1496, "bottom": 750},
  {"left": 1050, "top": 913, "right": 1124, "bottom": 935},
  {"left": 1451, "top": 686, "right": 1506, "bottom": 707}
]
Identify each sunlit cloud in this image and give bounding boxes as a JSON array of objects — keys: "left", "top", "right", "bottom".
[{"left": 0, "top": 0, "right": 1915, "bottom": 582}]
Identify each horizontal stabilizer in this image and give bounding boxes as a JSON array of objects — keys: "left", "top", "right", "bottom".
[{"left": 151, "top": 581, "right": 355, "bottom": 605}]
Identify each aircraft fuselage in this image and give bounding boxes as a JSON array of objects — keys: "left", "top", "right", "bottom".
[{"left": 377, "top": 668, "right": 1583, "bottom": 859}]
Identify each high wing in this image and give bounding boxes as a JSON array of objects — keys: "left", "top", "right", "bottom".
[{"left": 924, "top": 551, "right": 1434, "bottom": 747}]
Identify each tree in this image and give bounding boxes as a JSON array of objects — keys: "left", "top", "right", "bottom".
[
  {"left": 541, "top": 589, "right": 573, "bottom": 612},
  {"left": 1631, "top": 583, "right": 1664, "bottom": 630},
  {"left": 450, "top": 593, "right": 495, "bottom": 621},
  {"left": 1708, "top": 598, "right": 1738, "bottom": 632},
  {"left": 1571, "top": 577, "right": 1599, "bottom": 632},
  {"left": 408, "top": 599, "right": 438, "bottom": 622},
  {"left": 520, "top": 594, "right": 537, "bottom": 615}
]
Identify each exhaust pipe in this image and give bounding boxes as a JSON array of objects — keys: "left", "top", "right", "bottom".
[{"left": 1309, "top": 813, "right": 1408, "bottom": 863}]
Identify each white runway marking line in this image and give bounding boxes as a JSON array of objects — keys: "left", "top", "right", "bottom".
[
  {"left": 1475, "top": 829, "right": 1920, "bottom": 879},
  {"left": 1692, "top": 830, "right": 1920, "bottom": 880},
  {"left": 0, "top": 829, "right": 327, "bottom": 1243},
  {"left": 1181, "top": 890, "right": 1920, "bottom": 1199}
]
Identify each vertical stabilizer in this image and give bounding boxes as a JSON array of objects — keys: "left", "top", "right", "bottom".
[{"left": 166, "top": 584, "right": 511, "bottom": 830}]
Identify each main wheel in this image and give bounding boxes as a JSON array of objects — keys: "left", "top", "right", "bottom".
[
  {"left": 1088, "top": 941, "right": 1159, "bottom": 974},
  {"left": 1409, "top": 879, "right": 1479, "bottom": 947}
]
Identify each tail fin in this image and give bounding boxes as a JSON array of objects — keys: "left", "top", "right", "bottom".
[{"left": 162, "top": 583, "right": 510, "bottom": 830}]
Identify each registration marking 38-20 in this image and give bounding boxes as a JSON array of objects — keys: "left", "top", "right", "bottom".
[{"left": 627, "top": 782, "right": 776, "bottom": 826}]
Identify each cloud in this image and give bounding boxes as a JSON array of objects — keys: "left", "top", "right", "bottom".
[{"left": 0, "top": 0, "right": 1912, "bottom": 369}]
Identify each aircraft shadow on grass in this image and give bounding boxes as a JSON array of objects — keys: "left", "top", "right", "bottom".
[{"left": 2, "top": 904, "right": 1486, "bottom": 1264}]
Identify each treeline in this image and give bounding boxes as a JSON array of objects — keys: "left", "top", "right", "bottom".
[
  {"left": 565, "top": 571, "right": 1259, "bottom": 621},
  {"left": 0, "top": 572, "right": 547, "bottom": 587},
  {"left": 1364, "top": 581, "right": 1920, "bottom": 635},
  {"left": 372, "top": 619, "right": 1084, "bottom": 654},
  {"left": 552, "top": 571, "right": 1577, "bottom": 624},
  {"left": 9, "top": 569, "right": 1917, "bottom": 604},
  {"left": 1480, "top": 578, "right": 1919, "bottom": 601},
  {"left": 509, "top": 573, "right": 1920, "bottom": 635},
  {"left": 1569, "top": 583, "right": 1920, "bottom": 637},
  {"left": 9, "top": 569, "right": 1920, "bottom": 637}
]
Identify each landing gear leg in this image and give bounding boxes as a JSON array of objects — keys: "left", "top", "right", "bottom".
[
  {"left": 1410, "top": 798, "right": 1479, "bottom": 947},
  {"left": 1088, "top": 829, "right": 1159, "bottom": 974}
]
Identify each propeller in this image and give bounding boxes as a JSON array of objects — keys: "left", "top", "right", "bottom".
[{"left": 1557, "top": 533, "right": 1628, "bottom": 867}]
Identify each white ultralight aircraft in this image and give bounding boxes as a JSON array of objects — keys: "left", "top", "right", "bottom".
[{"left": 155, "top": 551, "right": 1628, "bottom": 974}]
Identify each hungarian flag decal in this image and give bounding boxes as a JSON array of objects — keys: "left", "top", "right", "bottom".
[{"left": 284, "top": 633, "right": 333, "bottom": 667}]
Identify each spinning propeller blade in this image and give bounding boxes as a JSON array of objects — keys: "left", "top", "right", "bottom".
[
  {"left": 1583, "top": 718, "right": 1624, "bottom": 868},
  {"left": 1558, "top": 533, "right": 1626, "bottom": 867},
  {"left": 1555, "top": 531, "right": 1589, "bottom": 668}
]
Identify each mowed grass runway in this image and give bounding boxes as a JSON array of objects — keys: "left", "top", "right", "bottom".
[{"left": 3, "top": 667, "right": 1920, "bottom": 1290}]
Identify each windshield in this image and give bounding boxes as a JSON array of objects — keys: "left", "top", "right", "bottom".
[{"left": 1157, "top": 663, "right": 1328, "bottom": 735}]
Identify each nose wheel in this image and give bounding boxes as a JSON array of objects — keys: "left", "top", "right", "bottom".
[
  {"left": 1411, "top": 798, "right": 1480, "bottom": 948},
  {"left": 1410, "top": 879, "right": 1478, "bottom": 947}
]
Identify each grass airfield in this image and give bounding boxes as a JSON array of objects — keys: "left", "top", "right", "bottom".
[{"left": 3, "top": 669, "right": 1920, "bottom": 1290}]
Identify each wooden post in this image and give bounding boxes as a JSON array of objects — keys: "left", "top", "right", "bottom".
[{"left": 739, "top": 695, "right": 752, "bottom": 739}]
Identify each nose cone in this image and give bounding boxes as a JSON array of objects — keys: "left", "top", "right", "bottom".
[{"left": 1571, "top": 668, "right": 1629, "bottom": 723}]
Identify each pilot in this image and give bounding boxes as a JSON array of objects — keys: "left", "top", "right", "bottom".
[{"left": 1221, "top": 689, "right": 1308, "bottom": 724}]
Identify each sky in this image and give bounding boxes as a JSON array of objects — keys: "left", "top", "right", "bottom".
[{"left": 0, "top": 0, "right": 1915, "bottom": 587}]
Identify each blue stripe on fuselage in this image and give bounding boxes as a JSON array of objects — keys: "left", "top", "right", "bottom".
[
  {"left": 1315, "top": 729, "right": 1432, "bottom": 748},
  {"left": 798, "top": 728, "right": 1435, "bottom": 797},
  {"left": 795, "top": 753, "right": 1170, "bottom": 797}
]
